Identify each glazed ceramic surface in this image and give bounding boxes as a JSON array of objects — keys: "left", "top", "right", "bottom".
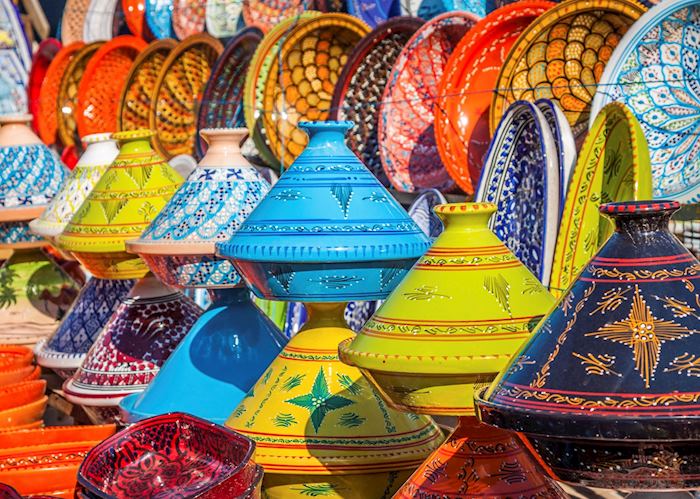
[
  {"left": 28, "top": 39, "right": 61, "bottom": 135},
  {"left": 79, "top": 413, "right": 261, "bottom": 498},
  {"left": 205, "top": 0, "right": 244, "bottom": 38},
  {"left": 396, "top": 417, "right": 566, "bottom": 498},
  {"left": 83, "top": 0, "right": 120, "bottom": 42},
  {"left": 477, "top": 201, "right": 700, "bottom": 490},
  {"left": 227, "top": 303, "right": 444, "bottom": 480},
  {"left": 216, "top": 121, "right": 430, "bottom": 302},
  {"left": 117, "top": 39, "right": 176, "bottom": 132},
  {"left": 490, "top": 0, "right": 645, "bottom": 141},
  {"left": 172, "top": 0, "right": 206, "bottom": 39},
  {"left": 145, "top": 0, "right": 174, "bottom": 39},
  {"left": 592, "top": 0, "right": 700, "bottom": 203},
  {"left": 0, "top": 50, "right": 27, "bottom": 115},
  {"left": 63, "top": 276, "right": 202, "bottom": 413},
  {"left": 0, "top": 249, "right": 79, "bottom": 346},
  {"left": 436, "top": 2, "right": 553, "bottom": 194},
  {"left": 35, "top": 278, "right": 135, "bottom": 378},
  {"left": 59, "top": 130, "right": 184, "bottom": 280},
  {"left": 128, "top": 128, "right": 271, "bottom": 289},
  {"left": 122, "top": 0, "right": 151, "bottom": 39},
  {"left": 0, "top": 0, "right": 31, "bottom": 74},
  {"left": 339, "top": 203, "right": 555, "bottom": 415},
  {"left": 407, "top": 189, "right": 446, "bottom": 239},
  {"left": 242, "top": 0, "right": 316, "bottom": 33},
  {"left": 261, "top": 14, "right": 369, "bottom": 167},
  {"left": 330, "top": 17, "right": 424, "bottom": 186},
  {"left": 475, "top": 101, "right": 560, "bottom": 286},
  {"left": 379, "top": 12, "right": 477, "bottom": 192},
  {"left": 0, "top": 223, "right": 42, "bottom": 249},
  {"left": 120, "top": 287, "right": 287, "bottom": 424},
  {"left": 346, "top": 0, "right": 400, "bottom": 27},
  {"left": 415, "top": 0, "right": 486, "bottom": 19},
  {"left": 30, "top": 133, "right": 119, "bottom": 239},
  {"left": 550, "top": 103, "right": 653, "bottom": 297},
  {"left": 0, "top": 462, "right": 80, "bottom": 497},
  {"left": 61, "top": 0, "right": 91, "bottom": 45}
]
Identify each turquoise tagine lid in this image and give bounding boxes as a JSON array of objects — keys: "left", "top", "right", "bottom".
[{"left": 216, "top": 121, "right": 431, "bottom": 302}]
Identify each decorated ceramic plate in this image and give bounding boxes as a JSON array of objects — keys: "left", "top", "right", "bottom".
[
  {"left": 261, "top": 13, "right": 370, "bottom": 167},
  {"left": 196, "top": 27, "right": 263, "bottom": 157},
  {"left": 549, "top": 102, "right": 653, "bottom": 297},
  {"left": 150, "top": 33, "right": 223, "bottom": 159},
  {"left": 415, "top": 0, "right": 485, "bottom": 19},
  {"left": 118, "top": 39, "right": 176, "bottom": 132},
  {"left": 38, "top": 42, "right": 83, "bottom": 145},
  {"left": 243, "top": 13, "right": 319, "bottom": 169},
  {"left": 57, "top": 41, "right": 103, "bottom": 148},
  {"left": 436, "top": 1, "right": 552, "bottom": 195},
  {"left": 243, "top": 0, "right": 319, "bottom": 33},
  {"left": 0, "top": 0, "right": 31, "bottom": 71},
  {"left": 122, "top": 0, "right": 152, "bottom": 39},
  {"left": 205, "top": 0, "right": 244, "bottom": 38},
  {"left": 379, "top": 12, "right": 478, "bottom": 192},
  {"left": 29, "top": 39, "right": 62, "bottom": 134},
  {"left": 61, "top": 0, "right": 91, "bottom": 44},
  {"left": 330, "top": 16, "right": 424, "bottom": 185},
  {"left": 592, "top": 0, "right": 700, "bottom": 202},
  {"left": 83, "top": 0, "right": 120, "bottom": 42},
  {"left": 346, "top": 0, "right": 399, "bottom": 28},
  {"left": 536, "top": 98, "right": 576, "bottom": 214},
  {"left": 146, "top": 0, "right": 174, "bottom": 39},
  {"left": 407, "top": 188, "right": 447, "bottom": 239},
  {"left": 476, "top": 101, "right": 560, "bottom": 285},
  {"left": 490, "top": 0, "right": 645, "bottom": 142},
  {"left": 0, "top": 52, "right": 27, "bottom": 114},
  {"left": 172, "top": 0, "right": 205, "bottom": 40},
  {"left": 76, "top": 36, "right": 147, "bottom": 138}
]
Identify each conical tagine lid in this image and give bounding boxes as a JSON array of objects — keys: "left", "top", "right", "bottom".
[
  {"left": 0, "top": 114, "right": 68, "bottom": 223},
  {"left": 477, "top": 201, "right": 700, "bottom": 440},
  {"left": 58, "top": 130, "right": 185, "bottom": 279},
  {"left": 226, "top": 302, "right": 444, "bottom": 474},
  {"left": 216, "top": 120, "right": 430, "bottom": 302},
  {"left": 30, "top": 133, "right": 119, "bottom": 239},
  {"left": 126, "top": 128, "right": 270, "bottom": 289},
  {"left": 340, "top": 203, "right": 555, "bottom": 416}
]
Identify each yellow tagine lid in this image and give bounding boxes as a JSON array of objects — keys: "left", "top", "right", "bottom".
[
  {"left": 59, "top": 130, "right": 184, "bottom": 255},
  {"left": 226, "top": 303, "right": 444, "bottom": 474},
  {"left": 339, "top": 203, "right": 556, "bottom": 416}
]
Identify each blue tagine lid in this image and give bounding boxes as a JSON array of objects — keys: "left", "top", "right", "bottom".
[
  {"left": 216, "top": 120, "right": 431, "bottom": 302},
  {"left": 126, "top": 128, "right": 270, "bottom": 289}
]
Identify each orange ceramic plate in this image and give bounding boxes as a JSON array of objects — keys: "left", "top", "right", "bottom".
[
  {"left": 37, "top": 42, "right": 84, "bottom": 145},
  {"left": 0, "top": 346, "right": 33, "bottom": 370},
  {"left": 0, "top": 424, "right": 115, "bottom": 448},
  {"left": 29, "top": 39, "right": 62, "bottom": 135},
  {"left": 76, "top": 36, "right": 148, "bottom": 138},
  {"left": 0, "top": 381, "right": 46, "bottom": 412},
  {"left": 0, "top": 396, "right": 47, "bottom": 428},
  {"left": 0, "top": 463, "right": 79, "bottom": 496},
  {"left": 122, "top": 0, "right": 151, "bottom": 39},
  {"left": 0, "top": 441, "right": 101, "bottom": 469},
  {"left": 435, "top": 1, "right": 553, "bottom": 194},
  {"left": 0, "top": 366, "right": 41, "bottom": 387}
]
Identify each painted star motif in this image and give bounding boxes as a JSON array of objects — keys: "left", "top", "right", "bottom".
[
  {"left": 586, "top": 286, "right": 695, "bottom": 388},
  {"left": 285, "top": 368, "right": 354, "bottom": 433}
]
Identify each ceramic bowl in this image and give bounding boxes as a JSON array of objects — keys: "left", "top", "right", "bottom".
[
  {"left": 0, "top": 346, "right": 33, "bottom": 370},
  {"left": 0, "top": 366, "right": 40, "bottom": 387},
  {"left": 0, "top": 463, "right": 79, "bottom": 498},
  {"left": 0, "top": 381, "right": 46, "bottom": 412},
  {"left": 60, "top": 0, "right": 91, "bottom": 45},
  {"left": 0, "top": 421, "right": 42, "bottom": 433},
  {"left": 0, "top": 222, "right": 44, "bottom": 249},
  {"left": 0, "top": 441, "right": 101, "bottom": 470},
  {"left": 0, "top": 425, "right": 115, "bottom": 448},
  {"left": 0, "top": 397, "right": 47, "bottom": 428},
  {"left": 28, "top": 39, "right": 61, "bottom": 135},
  {"left": 78, "top": 413, "right": 260, "bottom": 498}
]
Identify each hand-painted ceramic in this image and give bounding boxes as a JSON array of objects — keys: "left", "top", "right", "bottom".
[
  {"left": 329, "top": 17, "right": 424, "bottom": 186},
  {"left": 117, "top": 39, "right": 175, "bottom": 132},
  {"left": 145, "top": 0, "right": 174, "bottom": 39},
  {"left": 0, "top": 0, "right": 31, "bottom": 72},
  {"left": 58, "top": 130, "right": 185, "bottom": 280},
  {"left": 0, "top": 248, "right": 79, "bottom": 346},
  {"left": 490, "top": 0, "right": 645, "bottom": 142},
  {"left": 536, "top": 98, "right": 577, "bottom": 214},
  {"left": 396, "top": 417, "right": 566, "bottom": 498},
  {"left": 61, "top": 0, "right": 91, "bottom": 44},
  {"left": 122, "top": 0, "right": 152, "bottom": 39},
  {"left": 550, "top": 103, "right": 653, "bottom": 298},
  {"left": 205, "top": 0, "right": 244, "bottom": 38},
  {"left": 346, "top": 0, "right": 400, "bottom": 28},
  {"left": 243, "top": 0, "right": 318, "bottom": 33},
  {"left": 0, "top": 114, "right": 68, "bottom": 224},
  {"left": 127, "top": 128, "right": 271, "bottom": 289},
  {"left": 0, "top": 462, "right": 79, "bottom": 498},
  {"left": 83, "top": 0, "right": 120, "bottom": 42},
  {"left": 62, "top": 275, "right": 202, "bottom": 424},
  {"left": 477, "top": 200, "right": 700, "bottom": 490},
  {"left": 475, "top": 101, "right": 559, "bottom": 285},
  {"left": 75, "top": 36, "right": 147, "bottom": 138},
  {"left": 120, "top": 287, "right": 287, "bottom": 424},
  {"left": 28, "top": 39, "right": 61, "bottom": 135},
  {"left": 407, "top": 189, "right": 447, "bottom": 239},
  {"left": 35, "top": 278, "right": 135, "bottom": 380},
  {"left": 0, "top": 52, "right": 27, "bottom": 115},
  {"left": 592, "top": 0, "right": 700, "bottom": 203},
  {"left": 150, "top": 34, "right": 223, "bottom": 159},
  {"left": 339, "top": 203, "right": 555, "bottom": 415},
  {"left": 0, "top": 424, "right": 115, "bottom": 448},
  {"left": 379, "top": 12, "right": 477, "bottom": 192},
  {"left": 0, "top": 380, "right": 43, "bottom": 410},
  {"left": 196, "top": 28, "right": 263, "bottom": 158},
  {"left": 227, "top": 302, "right": 443, "bottom": 497},
  {"left": 0, "top": 347, "right": 33, "bottom": 369},
  {"left": 216, "top": 121, "right": 431, "bottom": 302},
  {"left": 29, "top": 133, "right": 119, "bottom": 240},
  {"left": 261, "top": 14, "right": 369, "bottom": 167},
  {"left": 56, "top": 41, "right": 103, "bottom": 148},
  {"left": 436, "top": 2, "right": 553, "bottom": 194},
  {"left": 172, "top": 0, "right": 205, "bottom": 39},
  {"left": 0, "top": 396, "right": 48, "bottom": 428},
  {"left": 79, "top": 413, "right": 261, "bottom": 498},
  {"left": 0, "top": 223, "right": 43, "bottom": 249},
  {"left": 0, "top": 366, "right": 40, "bottom": 388},
  {"left": 415, "top": 0, "right": 486, "bottom": 18},
  {"left": 243, "top": 13, "right": 319, "bottom": 170},
  {"left": 37, "top": 42, "right": 83, "bottom": 145}
]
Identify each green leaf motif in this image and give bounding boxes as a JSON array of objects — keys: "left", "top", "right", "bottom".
[
  {"left": 291, "top": 484, "right": 340, "bottom": 496},
  {"left": 262, "top": 368, "right": 273, "bottom": 385},
  {"left": 484, "top": 274, "right": 511, "bottom": 317},
  {"left": 272, "top": 413, "right": 297, "bottom": 427},
  {"left": 231, "top": 404, "right": 246, "bottom": 419},
  {"left": 336, "top": 373, "right": 362, "bottom": 396},
  {"left": 281, "top": 374, "right": 305, "bottom": 392},
  {"left": 285, "top": 368, "right": 354, "bottom": 433},
  {"left": 126, "top": 164, "right": 153, "bottom": 189},
  {"left": 100, "top": 199, "right": 128, "bottom": 223},
  {"left": 338, "top": 412, "right": 365, "bottom": 428}
]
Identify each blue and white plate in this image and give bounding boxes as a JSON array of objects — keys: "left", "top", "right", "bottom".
[
  {"left": 0, "top": 0, "right": 31, "bottom": 73},
  {"left": 146, "top": 0, "right": 174, "bottom": 39},
  {"left": 476, "top": 100, "right": 559, "bottom": 286},
  {"left": 536, "top": 99, "right": 576, "bottom": 215},
  {"left": 592, "top": 0, "right": 700, "bottom": 203},
  {"left": 407, "top": 188, "right": 446, "bottom": 240},
  {"left": 404, "top": 0, "right": 485, "bottom": 18},
  {"left": 0, "top": 51, "right": 27, "bottom": 113}
]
